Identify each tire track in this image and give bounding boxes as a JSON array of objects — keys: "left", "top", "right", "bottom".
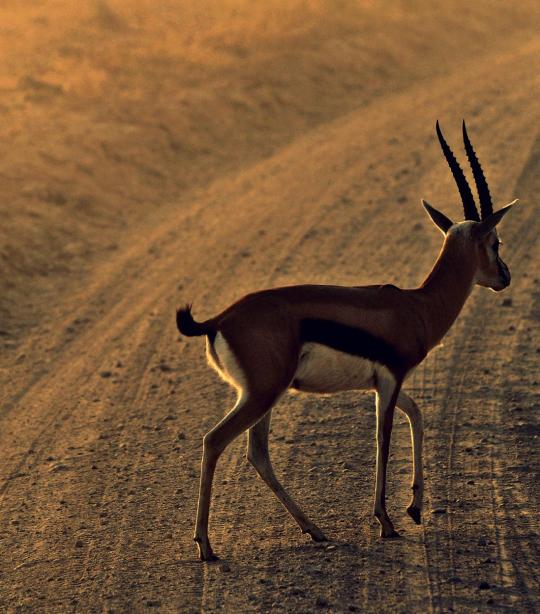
[{"left": 482, "top": 134, "right": 540, "bottom": 611}]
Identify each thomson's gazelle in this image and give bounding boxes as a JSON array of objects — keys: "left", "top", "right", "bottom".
[{"left": 178, "top": 121, "right": 517, "bottom": 561}]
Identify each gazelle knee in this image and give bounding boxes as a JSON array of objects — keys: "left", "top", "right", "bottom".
[
  {"left": 248, "top": 457, "right": 268, "bottom": 480},
  {"left": 410, "top": 403, "right": 423, "bottom": 427},
  {"left": 408, "top": 402, "right": 422, "bottom": 423},
  {"left": 246, "top": 447, "right": 260, "bottom": 467},
  {"left": 203, "top": 430, "right": 225, "bottom": 457},
  {"left": 247, "top": 444, "right": 267, "bottom": 473},
  {"left": 247, "top": 447, "right": 276, "bottom": 486}
]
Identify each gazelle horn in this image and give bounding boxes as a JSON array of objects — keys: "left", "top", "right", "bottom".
[
  {"left": 462, "top": 120, "right": 493, "bottom": 220},
  {"left": 436, "top": 120, "right": 480, "bottom": 221}
]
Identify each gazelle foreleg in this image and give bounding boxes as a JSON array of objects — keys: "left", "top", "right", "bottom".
[
  {"left": 396, "top": 390, "right": 424, "bottom": 524},
  {"left": 374, "top": 374, "right": 400, "bottom": 538},
  {"left": 194, "top": 391, "right": 277, "bottom": 561},
  {"left": 247, "top": 412, "right": 328, "bottom": 542}
]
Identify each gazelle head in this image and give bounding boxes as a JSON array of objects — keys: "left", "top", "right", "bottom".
[{"left": 422, "top": 121, "right": 517, "bottom": 292}]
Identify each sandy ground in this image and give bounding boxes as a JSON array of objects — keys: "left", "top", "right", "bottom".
[{"left": 0, "top": 1, "right": 539, "bottom": 612}]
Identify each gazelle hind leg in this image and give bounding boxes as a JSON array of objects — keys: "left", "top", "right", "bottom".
[
  {"left": 396, "top": 390, "right": 424, "bottom": 524},
  {"left": 194, "top": 391, "right": 278, "bottom": 561},
  {"left": 247, "top": 412, "right": 328, "bottom": 542},
  {"left": 373, "top": 373, "right": 400, "bottom": 538}
]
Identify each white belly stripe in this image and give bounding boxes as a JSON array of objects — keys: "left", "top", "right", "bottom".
[
  {"left": 293, "top": 342, "right": 380, "bottom": 393},
  {"left": 207, "top": 337, "right": 396, "bottom": 396}
]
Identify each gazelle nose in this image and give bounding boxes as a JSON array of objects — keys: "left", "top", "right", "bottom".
[{"left": 498, "top": 261, "right": 511, "bottom": 287}]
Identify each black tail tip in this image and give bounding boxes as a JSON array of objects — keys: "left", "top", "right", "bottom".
[
  {"left": 176, "top": 303, "right": 192, "bottom": 318},
  {"left": 176, "top": 304, "right": 192, "bottom": 332},
  {"left": 176, "top": 303, "right": 207, "bottom": 337}
]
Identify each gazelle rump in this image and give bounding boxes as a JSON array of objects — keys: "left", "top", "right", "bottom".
[{"left": 177, "top": 122, "right": 517, "bottom": 561}]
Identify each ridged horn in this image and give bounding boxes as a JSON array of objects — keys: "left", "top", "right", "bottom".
[
  {"left": 436, "top": 120, "right": 480, "bottom": 221},
  {"left": 462, "top": 120, "right": 493, "bottom": 220}
]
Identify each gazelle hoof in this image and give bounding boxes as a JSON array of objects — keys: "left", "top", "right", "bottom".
[
  {"left": 304, "top": 526, "right": 328, "bottom": 542},
  {"left": 406, "top": 505, "right": 422, "bottom": 525},
  {"left": 380, "top": 528, "right": 400, "bottom": 539},
  {"left": 195, "top": 537, "right": 219, "bottom": 562},
  {"left": 199, "top": 551, "right": 219, "bottom": 562}
]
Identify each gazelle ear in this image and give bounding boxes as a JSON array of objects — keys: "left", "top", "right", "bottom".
[
  {"left": 421, "top": 199, "right": 454, "bottom": 234},
  {"left": 473, "top": 200, "right": 517, "bottom": 240}
]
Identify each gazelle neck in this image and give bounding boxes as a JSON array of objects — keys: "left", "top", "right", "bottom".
[{"left": 417, "top": 236, "right": 477, "bottom": 350}]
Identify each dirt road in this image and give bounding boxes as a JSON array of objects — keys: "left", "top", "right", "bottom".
[{"left": 0, "top": 2, "right": 539, "bottom": 612}]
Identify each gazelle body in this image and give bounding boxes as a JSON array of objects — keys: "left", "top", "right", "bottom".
[{"left": 178, "top": 122, "right": 517, "bottom": 561}]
